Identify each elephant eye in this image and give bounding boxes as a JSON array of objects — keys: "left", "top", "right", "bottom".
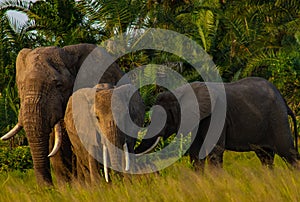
[
  {"left": 96, "top": 116, "right": 100, "bottom": 121},
  {"left": 55, "top": 82, "right": 63, "bottom": 89}
]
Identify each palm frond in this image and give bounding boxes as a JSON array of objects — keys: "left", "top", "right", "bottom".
[
  {"left": 78, "top": 0, "right": 145, "bottom": 38},
  {"left": 193, "top": 8, "right": 218, "bottom": 51},
  {"left": 0, "top": 0, "right": 31, "bottom": 13}
]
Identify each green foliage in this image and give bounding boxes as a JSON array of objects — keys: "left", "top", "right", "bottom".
[
  {"left": 213, "top": 0, "right": 300, "bottom": 81},
  {"left": 242, "top": 44, "right": 300, "bottom": 127},
  {"left": 152, "top": 133, "right": 192, "bottom": 158},
  {"left": 0, "top": 92, "right": 18, "bottom": 136},
  {"left": 0, "top": 146, "right": 32, "bottom": 172},
  {"left": 78, "top": 0, "right": 147, "bottom": 39},
  {"left": 139, "top": 84, "right": 158, "bottom": 110}
]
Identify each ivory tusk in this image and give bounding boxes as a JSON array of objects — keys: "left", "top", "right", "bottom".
[
  {"left": 135, "top": 137, "right": 161, "bottom": 157},
  {"left": 1, "top": 123, "right": 23, "bottom": 141},
  {"left": 123, "top": 143, "right": 130, "bottom": 171},
  {"left": 48, "top": 122, "right": 62, "bottom": 157},
  {"left": 103, "top": 144, "right": 109, "bottom": 183}
]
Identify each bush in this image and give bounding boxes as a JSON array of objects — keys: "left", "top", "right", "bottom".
[{"left": 0, "top": 146, "right": 33, "bottom": 172}]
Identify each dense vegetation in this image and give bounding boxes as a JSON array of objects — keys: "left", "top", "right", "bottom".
[{"left": 0, "top": 0, "right": 299, "bottom": 199}]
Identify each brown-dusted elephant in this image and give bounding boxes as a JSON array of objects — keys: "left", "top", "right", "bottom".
[
  {"left": 135, "top": 77, "right": 299, "bottom": 170},
  {"left": 1, "top": 44, "right": 125, "bottom": 186},
  {"left": 64, "top": 83, "right": 145, "bottom": 184}
]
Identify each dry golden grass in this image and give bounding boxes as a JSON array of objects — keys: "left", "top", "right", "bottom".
[{"left": 1, "top": 152, "right": 300, "bottom": 202}]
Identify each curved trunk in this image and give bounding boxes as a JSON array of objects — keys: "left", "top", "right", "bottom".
[
  {"left": 134, "top": 136, "right": 161, "bottom": 154},
  {"left": 108, "top": 143, "right": 123, "bottom": 171},
  {"left": 102, "top": 123, "right": 125, "bottom": 182},
  {"left": 23, "top": 99, "right": 53, "bottom": 186}
]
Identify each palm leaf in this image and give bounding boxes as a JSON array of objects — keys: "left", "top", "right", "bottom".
[{"left": 0, "top": 0, "right": 31, "bottom": 13}]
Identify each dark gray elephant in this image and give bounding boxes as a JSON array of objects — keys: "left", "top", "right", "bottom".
[
  {"left": 136, "top": 77, "right": 299, "bottom": 169},
  {"left": 64, "top": 83, "right": 145, "bottom": 184},
  {"left": 1, "top": 44, "right": 124, "bottom": 186}
]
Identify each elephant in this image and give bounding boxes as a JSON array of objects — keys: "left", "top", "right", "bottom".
[
  {"left": 64, "top": 83, "right": 145, "bottom": 184},
  {"left": 1, "top": 44, "right": 125, "bottom": 186},
  {"left": 135, "top": 77, "right": 299, "bottom": 170}
]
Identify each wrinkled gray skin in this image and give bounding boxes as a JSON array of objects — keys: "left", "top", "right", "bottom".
[
  {"left": 64, "top": 83, "right": 145, "bottom": 184},
  {"left": 3, "top": 44, "right": 124, "bottom": 186},
  {"left": 136, "top": 77, "right": 299, "bottom": 170}
]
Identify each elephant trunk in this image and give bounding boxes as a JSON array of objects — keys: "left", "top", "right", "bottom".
[
  {"left": 107, "top": 143, "right": 130, "bottom": 171},
  {"left": 102, "top": 122, "right": 127, "bottom": 182},
  {"left": 134, "top": 136, "right": 161, "bottom": 155},
  {"left": 102, "top": 142, "right": 123, "bottom": 183},
  {"left": 108, "top": 144, "right": 123, "bottom": 170},
  {"left": 22, "top": 98, "right": 53, "bottom": 186}
]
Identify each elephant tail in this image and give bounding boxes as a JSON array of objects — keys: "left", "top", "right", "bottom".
[{"left": 287, "top": 106, "right": 299, "bottom": 159}]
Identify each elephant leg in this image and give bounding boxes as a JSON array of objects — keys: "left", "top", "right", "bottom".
[
  {"left": 188, "top": 117, "right": 211, "bottom": 172},
  {"left": 76, "top": 160, "right": 86, "bottom": 184},
  {"left": 49, "top": 130, "right": 73, "bottom": 185},
  {"left": 189, "top": 154, "right": 205, "bottom": 172},
  {"left": 189, "top": 137, "right": 206, "bottom": 172},
  {"left": 72, "top": 145, "right": 92, "bottom": 185},
  {"left": 206, "top": 125, "right": 226, "bottom": 168},
  {"left": 271, "top": 115, "right": 299, "bottom": 168},
  {"left": 88, "top": 146, "right": 101, "bottom": 184},
  {"left": 276, "top": 145, "right": 298, "bottom": 167},
  {"left": 207, "top": 145, "right": 225, "bottom": 167},
  {"left": 77, "top": 156, "right": 92, "bottom": 185},
  {"left": 71, "top": 151, "right": 77, "bottom": 179},
  {"left": 189, "top": 133, "right": 205, "bottom": 172},
  {"left": 255, "top": 148, "right": 275, "bottom": 168}
]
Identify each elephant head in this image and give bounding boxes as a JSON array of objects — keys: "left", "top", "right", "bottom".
[
  {"left": 64, "top": 83, "right": 145, "bottom": 183},
  {"left": 135, "top": 82, "right": 217, "bottom": 155},
  {"left": 1, "top": 44, "right": 125, "bottom": 186}
]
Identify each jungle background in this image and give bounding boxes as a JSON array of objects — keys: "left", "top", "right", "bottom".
[{"left": 0, "top": 0, "right": 299, "bottom": 201}]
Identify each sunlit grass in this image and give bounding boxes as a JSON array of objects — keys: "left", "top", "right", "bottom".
[{"left": 1, "top": 152, "right": 300, "bottom": 202}]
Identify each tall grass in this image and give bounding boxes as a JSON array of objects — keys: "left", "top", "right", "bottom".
[{"left": 1, "top": 152, "right": 300, "bottom": 202}]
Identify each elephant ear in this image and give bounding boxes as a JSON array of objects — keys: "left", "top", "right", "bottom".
[
  {"left": 155, "top": 91, "right": 181, "bottom": 136},
  {"left": 15, "top": 48, "right": 32, "bottom": 124},
  {"left": 127, "top": 85, "right": 146, "bottom": 128},
  {"left": 112, "top": 84, "right": 145, "bottom": 136},
  {"left": 16, "top": 48, "right": 32, "bottom": 87},
  {"left": 65, "top": 88, "right": 100, "bottom": 148},
  {"left": 63, "top": 43, "right": 126, "bottom": 89},
  {"left": 190, "top": 82, "right": 217, "bottom": 120},
  {"left": 62, "top": 43, "right": 97, "bottom": 76},
  {"left": 174, "top": 82, "right": 217, "bottom": 124}
]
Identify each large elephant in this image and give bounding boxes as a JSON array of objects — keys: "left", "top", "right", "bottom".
[
  {"left": 1, "top": 44, "right": 125, "bottom": 186},
  {"left": 135, "top": 77, "right": 299, "bottom": 169},
  {"left": 64, "top": 83, "right": 145, "bottom": 184}
]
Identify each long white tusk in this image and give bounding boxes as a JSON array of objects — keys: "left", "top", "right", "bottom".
[
  {"left": 1, "top": 123, "right": 23, "bottom": 141},
  {"left": 103, "top": 144, "right": 109, "bottom": 183},
  {"left": 135, "top": 137, "right": 161, "bottom": 157},
  {"left": 123, "top": 143, "right": 130, "bottom": 171},
  {"left": 48, "top": 122, "right": 62, "bottom": 157}
]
